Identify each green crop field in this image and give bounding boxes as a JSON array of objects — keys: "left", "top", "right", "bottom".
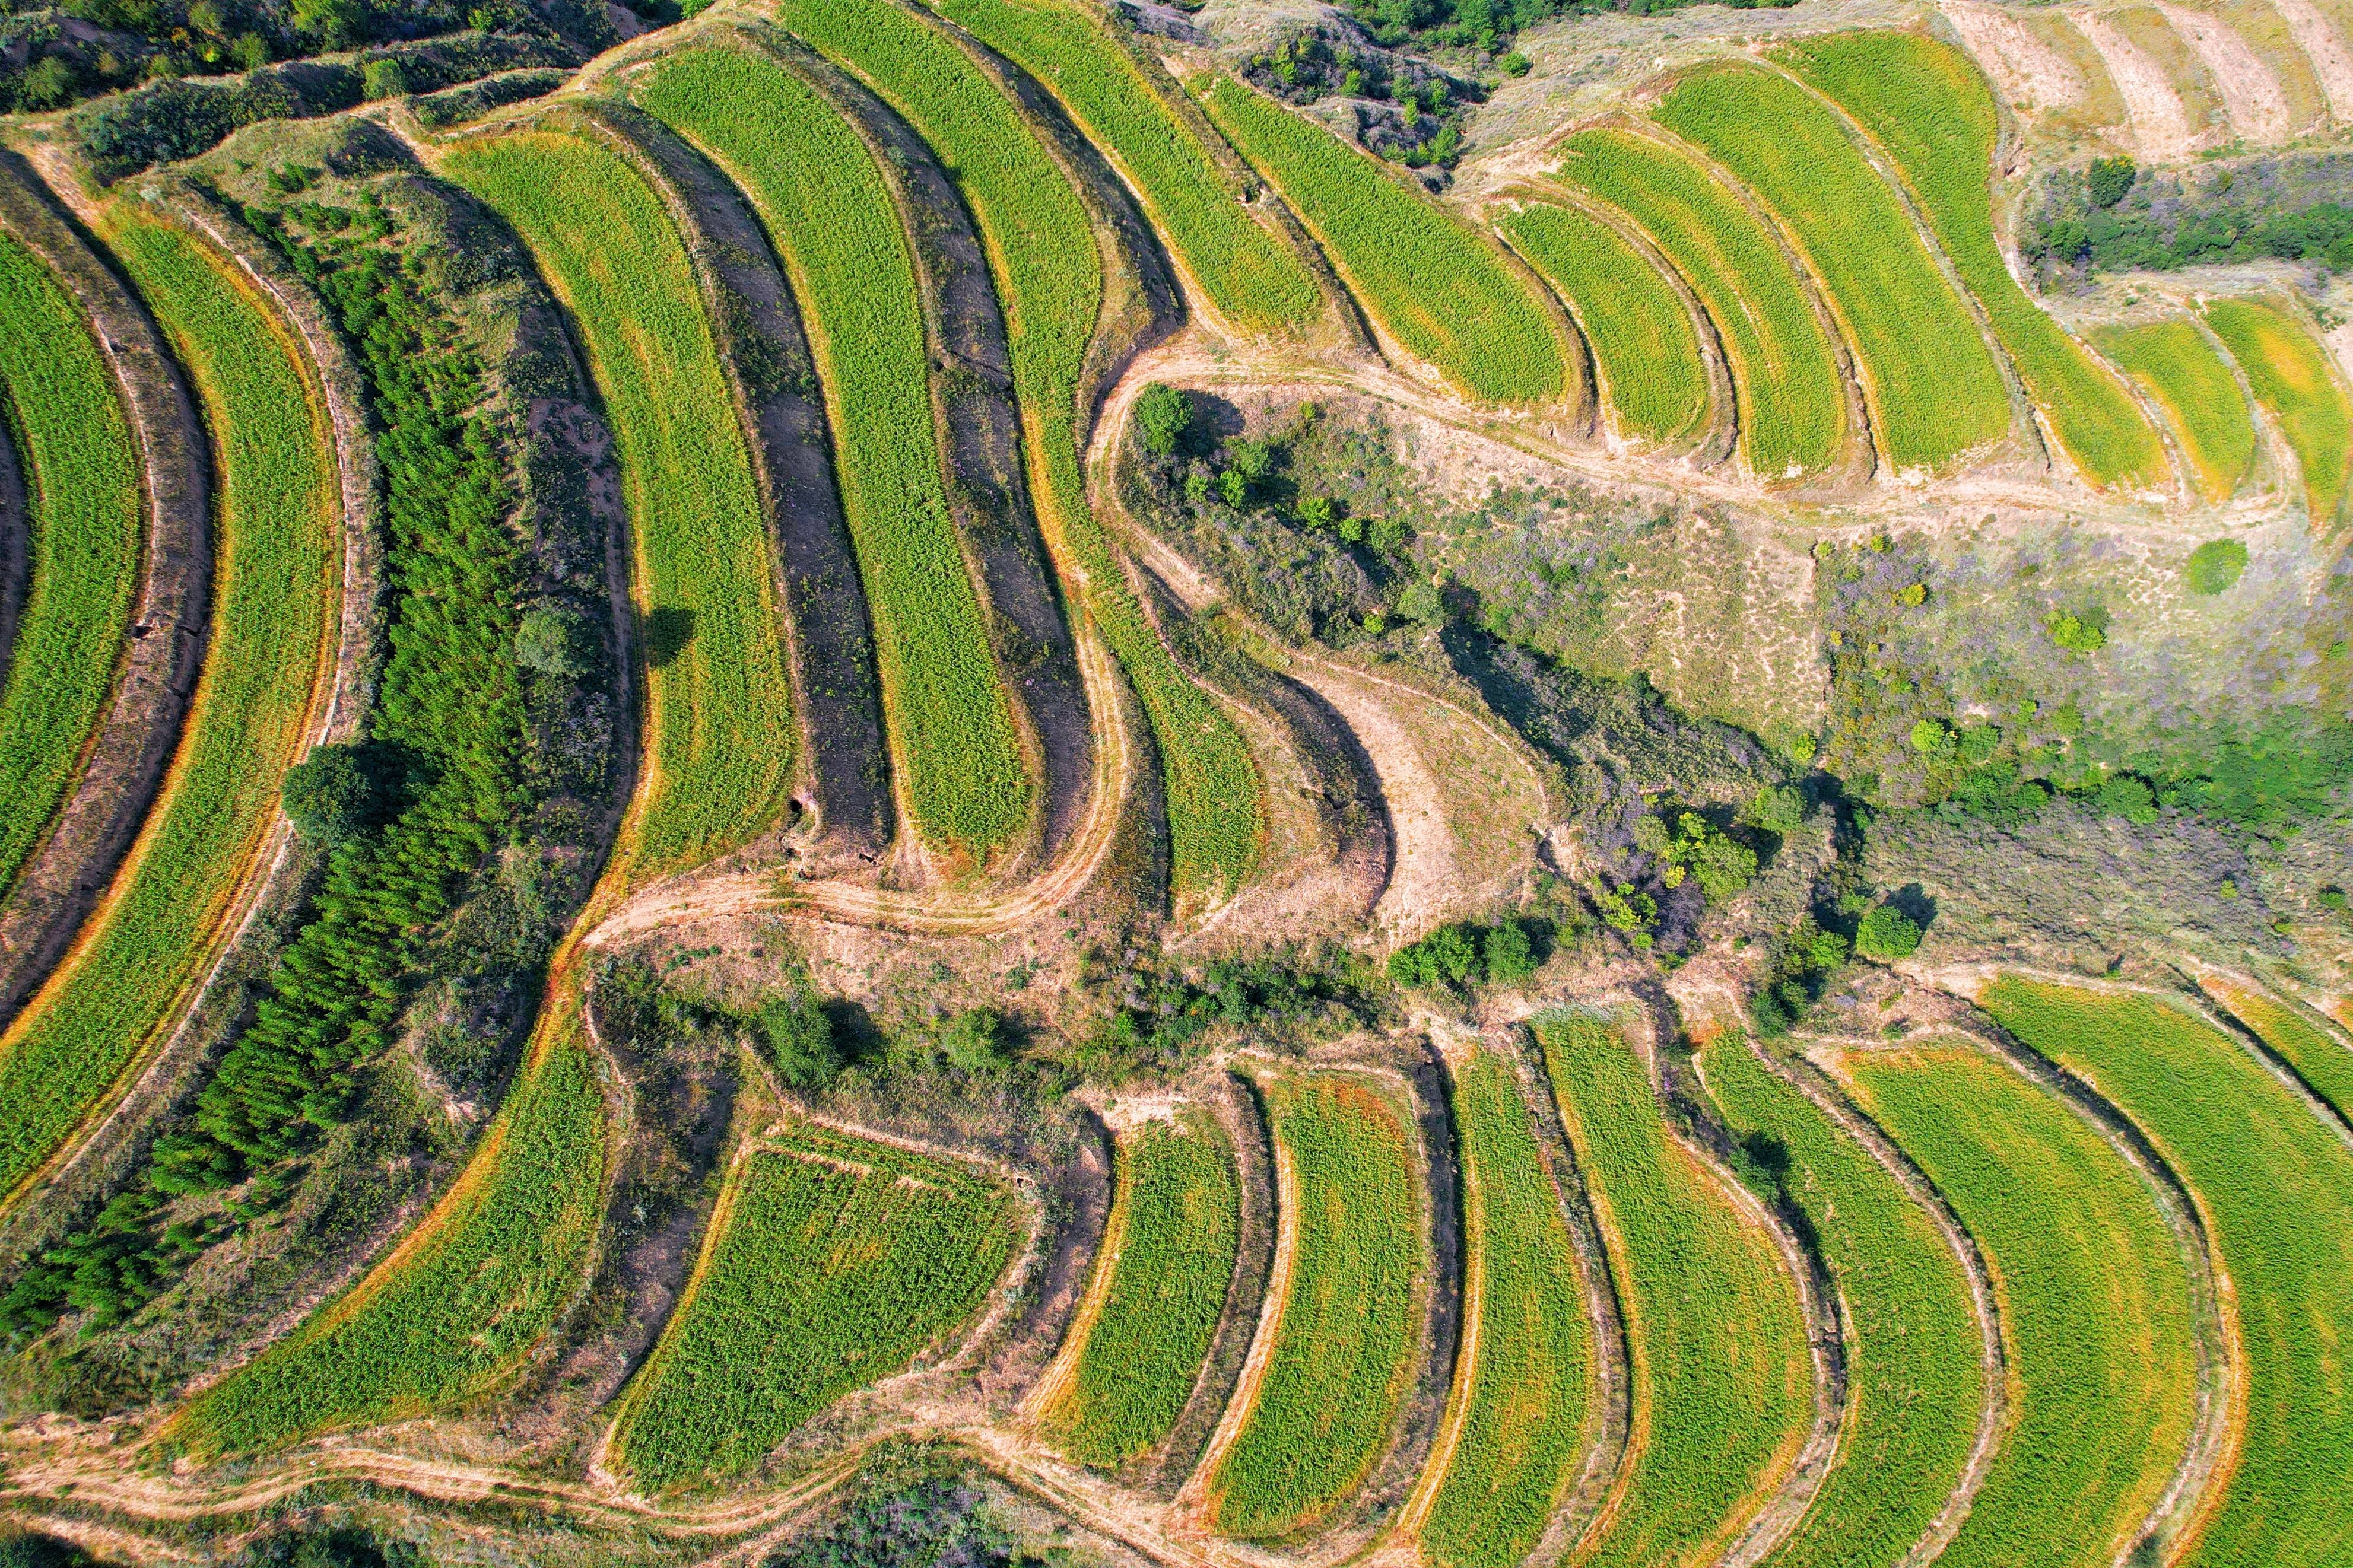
[
  {"left": 1782, "top": 31, "right": 2165, "bottom": 489},
  {"left": 1656, "top": 63, "right": 2012, "bottom": 475},
  {"left": 1841, "top": 1042, "right": 2198, "bottom": 1568},
  {"left": 1535, "top": 1013, "right": 1809, "bottom": 1568},
  {"left": 1048, "top": 1112, "right": 1240, "bottom": 1468},
  {"left": 1420, "top": 1048, "right": 1592, "bottom": 1568},
  {"left": 772, "top": 0, "right": 1262, "bottom": 906},
  {"left": 0, "top": 233, "right": 142, "bottom": 908},
  {"left": 0, "top": 213, "right": 335, "bottom": 1202},
  {"left": 1202, "top": 76, "right": 1567, "bottom": 408},
  {"left": 919, "top": 0, "right": 1323, "bottom": 336},
  {"left": 634, "top": 46, "right": 1033, "bottom": 858},
  {"left": 1985, "top": 979, "right": 2353, "bottom": 1565},
  {"left": 1552, "top": 128, "right": 1846, "bottom": 479},
  {"left": 1500, "top": 201, "right": 1709, "bottom": 447},
  {"left": 1209, "top": 1074, "right": 1421, "bottom": 1540},
  {"left": 2091, "top": 317, "right": 2259, "bottom": 504},
  {"left": 2202, "top": 978, "right": 2353, "bottom": 1125},
  {"left": 1698, "top": 1038, "right": 1982, "bottom": 1568},
  {"left": 2203, "top": 294, "right": 2352, "bottom": 530},
  {"left": 437, "top": 128, "right": 799, "bottom": 877},
  {"left": 614, "top": 1123, "right": 1018, "bottom": 1492},
  {"left": 175, "top": 1020, "right": 607, "bottom": 1452}
]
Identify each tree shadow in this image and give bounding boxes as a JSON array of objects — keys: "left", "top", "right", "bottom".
[{"left": 642, "top": 605, "right": 693, "bottom": 670}]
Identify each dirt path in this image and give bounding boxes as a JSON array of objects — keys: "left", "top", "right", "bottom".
[
  {"left": 2273, "top": 0, "right": 2353, "bottom": 121},
  {"left": 2074, "top": 11, "right": 2200, "bottom": 161},
  {"left": 1943, "top": 0, "right": 2090, "bottom": 111},
  {"left": 2158, "top": 3, "right": 2295, "bottom": 141}
]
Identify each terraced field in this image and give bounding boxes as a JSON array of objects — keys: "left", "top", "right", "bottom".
[
  {"left": 2202, "top": 293, "right": 2352, "bottom": 529},
  {"left": 633, "top": 44, "right": 1034, "bottom": 858},
  {"left": 0, "top": 212, "right": 335, "bottom": 1201},
  {"left": 2091, "top": 317, "right": 2260, "bottom": 502},
  {"left": 1840, "top": 1042, "right": 2200, "bottom": 1568},
  {"left": 0, "top": 233, "right": 143, "bottom": 906},
  {"left": 1536, "top": 1013, "right": 1811, "bottom": 1568},
  {"left": 1985, "top": 979, "right": 2353, "bottom": 1564},
  {"left": 1047, "top": 1112, "right": 1241, "bottom": 1468},
  {"left": 2201, "top": 976, "right": 2353, "bottom": 1123},
  {"left": 614, "top": 1124, "right": 1018, "bottom": 1492}
]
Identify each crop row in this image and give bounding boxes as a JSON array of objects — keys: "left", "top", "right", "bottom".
[
  {"left": 774, "top": 0, "right": 1263, "bottom": 906},
  {"left": 2202, "top": 293, "right": 2351, "bottom": 530},
  {"left": 920, "top": 0, "right": 1325, "bottom": 337},
  {"left": 614, "top": 1122, "right": 1019, "bottom": 1492},
  {"left": 0, "top": 231, "right": 143, "bottom": 909},
  {"left": 633, "top": 44, "right": 1034, "bottom": 858},
  {"left": 2091, "top": 316, "right": 2259, "bottom": 504},
  {"left": 0, "top": 212, "right": 336, "bottom": 1204},
  {"left": 1049, "top": 1112, "right": 1241, "bottom": 1468}
]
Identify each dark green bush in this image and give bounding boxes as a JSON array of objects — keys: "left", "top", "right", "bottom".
[
  {"left": 1853, "top": 905, "right": 1922, "bottom": 961},
  {"left": 2184, "top": 539, "right": 2248, "bottom": 596},
  {"left": 1132, "top": 381, "right": 1193, "bottom": 457}
]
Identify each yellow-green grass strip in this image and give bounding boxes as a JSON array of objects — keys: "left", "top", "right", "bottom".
[
  {"left": 1200, "top": 75, "right": 1567, "bottom": 408},
  {"left": 1782, "top": 31, "right": 2166, "bottom": 489},
  {"left": 173, "top": 1012, "right": 606, "bottom": 1453},
  {"left": 1698, "top": 1037, "right": 1983, "bottom": 1568},
  {"left": 2202, "top": 293, "right": 2352, "bottom": 529},
  {"left": 920, "top": 0, "right": 1323, "bottom": 335},
  {"left": 1842, "top": 1040, "right": 2199, "bottom": 1568},
  {"left": 1984, "top": 978, "right": 2353, "bottom": 1566},
  {"left": 1499, "top": 201, "right": 1708, "bottom": 446},
  {"left": 2201, "top": 975, "right": 2353, "bottom": 1127},
  {"left": 0, "top": 232, "right": 142, "bottom": 904},
  {"left": 772, "top": 0, "right": 1261, "bottom": 904},
  {"left": 437, "top": 128, "right": 798, "bottom": 876},
  {"left": 0, "top": 213, "right": 336, "bottom": 1201},
  {"left": 634, "top": 46, "right": 1032, "bottom": 857},
  {"left": 1552, "top": 127, "right": 1846, "bottom": 479},
  {"left": 1048, "top": 1111, "right": 1240, "bottom": 1468},
  {"left": 1420, "top": 1048, "right": 1593, "bottom": 1568},
  {"left": 1535, "top": 1013, "right": 1811, "bottom": 1568},
  {"left": 614, "top": 1123, "right": 1018, "bottom": 1492},
  {"left": 1655, "top": 63, "right": 2012, "bottom": 474},
  {"left": 1210, "top": 1074, "right": 1421, "bottom": 1540},
  {"left": 2091, "top": 317, "right": 2259, "bottom": 503}
]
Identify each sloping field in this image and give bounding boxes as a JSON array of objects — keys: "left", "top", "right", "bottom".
[
  {"left": 1840, "top": 1042, "right": 2199, "bottom": 1568},
  {"left": 1499, "top": 201, "right": 1709, "bottom": 447},
  {"left": 1047, "top": 1112, "right": 1240, "bottom": 1468},
  {"left": 1536, "top": 1013, "right": 1811, "bottom": 1568},
  {"left": 633, "top": 45, "right": 1033, "bottom": 858},
  {"left": 1782, "top": 31, "right": 2167, "bottom": 489},
  {"left": 1420, "top": 1048, "right": 1593, "bottom": 1568},
  {"left": 1201, "top": 75, "right": 1568, "bottom": 408},
  {"left": 0, "top": 232, "right": 142, "bottom": 905},
  {"left": 0, "top": 212, "right": 335, "bottom": 1201},
  {"left": 175, "top": 1017, "right": 606, "bottom": 1452},
  {"left": 1985, "top": 979, "right": 2353, "bottom": 1565},
  {"left": 2091, "top": 317, "right": 2259, "bottom": 503},
  {"left": 1655, "top": 63, "right": 2012, "bottom": 474},
  {"left": 1209, "top": 1073, "right": 1421, "bottom": 1540},
  {"left": 2202, "top": 293, "right": 2351, "bottom": 529},
  {"left": 437, "top": 126, "right": 799, "bottom": 874},
  {"left": 1552, "top": 127, "right": 1846, "bottom": 479},
  {"left": 1698, "top": 1038, "right": 1983, "bottom": 1568},
  {"left": 614, "top": 1123, "right": 1018, "bottom": 1492},
  {"left": 771, "top": 0, "right": 1263, "bottom": 907},
  {"left": 920, "top": 0, "right": 1323, "bottom": 336},
  {"left": 2201, "top": 976, "right": 2353, "bottom": 1124}
]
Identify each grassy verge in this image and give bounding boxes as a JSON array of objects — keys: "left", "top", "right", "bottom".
[
  {"left": 2202, "top": 978, "right": 2353, "bottom": 1125},
  {"left": 438, "top": 126, "right": 798, "bottom": 875},
  {"left": 920, "top": 0, "right": 1323, "bottom": 336},
  {"left": 1841, "top": 1041, "right": 2198, "bottom": 1568},
  {"left": 1421, "top": 1048, "right": 1593, "bottom": 1568},
  {"left": 1553, "top": 127, "right": 1846, "bottom": 479},
  {"left": 1782, "top": 31, "right": 2164, "bottom": 488},
  {"left": 772, "top": 0, "right": 1261, "bottom": 905},
  {"left": 1655, "top": 63, "right": 2012, "bottom": 474},
  {"left": 1698, "top": 1038, "right": 1982, "bottom": 1568},
  {"left": 1047, "top": 1112, "right": 1240, "bottom": 1468},
  {"left": 613, "top": 1122, "right": 1018, "bottom": 1492},
  {"left": 1985, "top": 979, "right": 2353, "bottom": 1565},
  {"left": 1202, "top": 75, "right": 1566, "bottom": 408},
  {"left": 0, "top": 212, "right": 335, "bottom": 1201},
  {"left": 1210, "top": 1074, "right": 1420, "bottom": 1540},
  {"left": 0, "top": 231, "right": 142, "bottom": 904},
  {"left": 1500, "top": 202, "right": 1708, "bottom": 446},
  {"left": 2203, "top": 293, "right": 2351, "bottom": 529},
  {"left": 633, "top": 45, "right": 1032, "bottom": 858},
  {"left": 2090, "top": 317, "right": 2258, "bottom": 502},
  {"left": 1535, "top": 1013, "right": 1810, "bottom": 1568}
]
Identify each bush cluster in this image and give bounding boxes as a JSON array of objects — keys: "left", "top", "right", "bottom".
[
  {"left": 2027, "top": 154, "right": 2353, "bottom": 276},
  {"left": 1387, "top": 917, "right": 1545, "bottom": 990}
]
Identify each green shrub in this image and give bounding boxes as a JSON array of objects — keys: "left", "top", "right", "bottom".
[
  {"left": 939, "top": 1007, "right": 1012, "bottom": 1072},
  {"left": 2095, "top": 773, "right": 2161, "bottom": 823},
  {"left": 361, "top": 58, "right": 408, "bottom": 100},
  {"left": 2184, "top": 539, "right": 2247, "bottom": 596},
  {"left": 1497, "top": 49, "right": 1531, "bottom": 77},
  {"left": 515, "top": 601, "right": 599, "bottom": 678},
  {"left": 2047, "top": 609, "right": 2107, "bottom": 653},
  {"left": 1133, "top": 381, "right": 1193, "bottom": 456},
  {"left": 2088, "top": 155, "right": 2136, "bottom": 209},
  {"left": 1853, "top": 905, "right": 1922, "bottom": 961},
  {"left": 280, "top": 742, "right": 383, "bottom": 845},
  {"left": 754, "top": 991, "right": 842, "bottom": 1089}
]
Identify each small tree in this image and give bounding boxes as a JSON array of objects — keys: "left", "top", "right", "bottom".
[
  {"left": 1482, "top": 918, "right": 1536, "bottom": 984},
  {"left": 361, "top": 57, "right": 408, "bottom": 101},
  {"left": 939, "top": 1007, "right": 1012, "bottom": 1072},
  {"left": 1133, "top": 382, "right": 1193, "bottom": 456},
  {"left": 281, "top": 742, "right": 380, "bottom": 845},
  {"left": 2087, "top": 155, "right": 2137, "bottom": 209},
  {"left": 1854, "top": 905, "right": 1922, "bottom": 962},
  {"left": 1739, "top": 784, "right": 1805, "bottom": 836},
  {"left": 516, "top": 602, "right": 599, "bottom": 679},
  {"left": 754, "top": 991, "right": 842, "bottom": 1089}
]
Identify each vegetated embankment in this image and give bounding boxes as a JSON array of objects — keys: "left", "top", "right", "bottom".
[
  {"left": 2202, "top": 292, "right": 2351, "bottom": 530},
  {"left": 2091, "top": 316, "right": 2260, "bottom": 504},
  {"left": 2199, "top": 973, "right": 2353, "bottom": 1125}
]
